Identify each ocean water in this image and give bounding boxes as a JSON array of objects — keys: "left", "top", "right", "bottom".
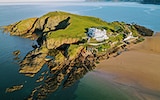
[{"left": 0, "top": 2, "right": 160, "bottom": 100}]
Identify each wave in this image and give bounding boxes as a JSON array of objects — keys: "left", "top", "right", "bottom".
[
  {"left": 75, "top": 6, "right": 103, "bottom": 13},
  {"left": 144, "top": 7, "right": 160, "bottom": 17}
]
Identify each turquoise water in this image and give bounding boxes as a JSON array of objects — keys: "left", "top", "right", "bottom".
[{"left": 0, "top": 2, "right": 160, "bottom": 100}]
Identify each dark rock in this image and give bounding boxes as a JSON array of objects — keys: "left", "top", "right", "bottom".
[
  {"left": 6, "top": 85, "right": 23, "bottom": 93},
  {"left": 133, "top": 24, "right": 154, "bottom": 36},
  {"left": 13, "top": 50, "right": 20, "bottom": 56},
  {"left": 36, "top": 76, "right": 45, "bottom": 83},
  {"left": 32, "top": 44, "right": 38, "bottom": 49}
]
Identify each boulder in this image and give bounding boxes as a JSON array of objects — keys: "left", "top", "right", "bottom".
[{"left": 13, "top": 50, "right": 20, "bottom": 56}]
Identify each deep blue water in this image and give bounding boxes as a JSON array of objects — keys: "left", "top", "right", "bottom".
[{"left": 0, "top": 2, "right": 160, "bottom": 100}]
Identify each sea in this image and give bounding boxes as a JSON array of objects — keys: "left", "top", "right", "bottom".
[{"left": 0, "top": 2, "right": 160, "bottom": 100}]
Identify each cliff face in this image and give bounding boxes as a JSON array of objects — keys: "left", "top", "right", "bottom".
[
  {"left": 35, "top": 14, "right": 70, "bottom": 32},
  {"left": 46, "top": 38, "right": 79, "bottom": 49}
]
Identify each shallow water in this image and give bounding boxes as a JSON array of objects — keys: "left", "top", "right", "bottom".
[{"left": 0, "top": 2, "right": 160, "bottom": 100}]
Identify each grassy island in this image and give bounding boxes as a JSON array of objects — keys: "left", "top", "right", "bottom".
[{"left": 2, "top": 11, "right": 154, "bottom": 100}]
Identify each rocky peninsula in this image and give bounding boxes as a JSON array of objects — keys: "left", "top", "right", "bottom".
[{"left": 2, "top": 11, "right": 154, "bottom": 100}]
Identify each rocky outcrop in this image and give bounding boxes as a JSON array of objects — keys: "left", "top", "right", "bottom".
[
  {"left": 6, "top": 85, "right": 23, "bottom": 93},
  {"left": 133, "top": 24, "right": 154, "bottom": 36},
  {"left": 13, "top": 50, "right": 20, "bottom": 56},
  {"left": 35, "top": 15, "right": 70, "bottom": 32},
  {"left": 26, "top": 47, "right": 96, "bottom": 100},
  {"left": 46, "top": 38, "right": 79, "bottom": 49},
  {"left": 3, "top": 12, "right": 71, "bottom": 40},
  {"left": 19, "top": 47, "right": 48, "bottom": 77},
  {"left": 41, "top": 12, "right": 69, "bottom": 29},
  {"left": 3, "top": 18, "right": 38, "bottom": 39}
]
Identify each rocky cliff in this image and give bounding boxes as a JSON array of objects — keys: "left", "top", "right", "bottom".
[{"left": 133, "top": 24, "right": 154, "bottom": 36}]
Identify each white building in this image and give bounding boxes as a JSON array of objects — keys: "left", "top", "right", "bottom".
[
  {"left": 87, "top": 28, "right": 109, "bottom": 42},
  {"left": 123, "top": 32, "right": 134, "bottom": 41}
]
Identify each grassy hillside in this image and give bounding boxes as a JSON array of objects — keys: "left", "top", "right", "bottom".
[
  {"left": 3, "top": 11, "right": 149, "bottom": 50},
  {"left": 46, "top": 11, "right": 109, "bottom": 39},
  {"left": 45, "top": 11, "right": 139, "bottom": 42}
]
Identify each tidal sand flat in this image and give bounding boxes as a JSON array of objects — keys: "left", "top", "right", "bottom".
[{"left": 96, "top": 33, "right": 160, "bottom": 100}]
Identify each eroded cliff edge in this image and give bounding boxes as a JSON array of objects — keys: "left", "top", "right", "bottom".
[{"left": 2, "top": 11, "right": 154, "bottom": 100}]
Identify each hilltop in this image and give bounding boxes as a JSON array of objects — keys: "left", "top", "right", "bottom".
[{"left": 2, "top": 11, "right": 154, "bottom": 100}]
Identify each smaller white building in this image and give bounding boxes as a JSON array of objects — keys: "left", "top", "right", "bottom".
[
  {"left": 123, "top": 32, "right": 134, "bottom": 41},
  {"left": 87, "top": 28, "right": 109, "bottom": 42}
]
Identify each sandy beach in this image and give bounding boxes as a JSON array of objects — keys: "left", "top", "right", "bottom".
[{"left": 95, "top": 33, "right": 160, "bottom": 99}]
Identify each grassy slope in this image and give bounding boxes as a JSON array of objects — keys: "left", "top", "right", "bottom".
[
  {"left": 15, "top": 18, "right": 37, "bottom": 31},
  {"left": 45, "top": 11, "right": 115, "bottom": 39},
  {"left": 4, "top": 11, "right": 139, "bottom": 43},
  {"left": 44, "top": 11, "right": 139, "bottom": 42}
]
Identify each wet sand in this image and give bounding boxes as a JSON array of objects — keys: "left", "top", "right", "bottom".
[{"left": 95, "top": 33, "right": 160, "bottom": 99}]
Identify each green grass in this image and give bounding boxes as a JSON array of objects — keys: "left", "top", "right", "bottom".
[
  {"left": 54, "top": 51, "right": 65, "bottom": 63},
  {"left": 5, "top": 11, "right": 140, "bottom": 44},
  {"left": 135, "top": 36, "right": 145, "bottom": 43},
  {"left": 130, "top": 25, "right": 140, "bottom": 37},
  {"left": 97, "top": 43, "right": 111, "bottom": 52},
  {"left": 45, "top": 11, "right": 137, "bottom": 44},
  {"left": 68, "top": 45, "right": 84, "bottom": 60},
  {"left": 41, "top": 11, "right": 140, "bottom": 52},
  {"left": 14, "top": 18, "right": 37, "bottom": 32},
  {"left": 4, "top": 11, "right": 141, "bottom": 53},
  {"left": 45, "top": 11, "right": 112, "bottom": 40},
  {"left": 108, "top": 33, "right": 124, "bottom": 43}
]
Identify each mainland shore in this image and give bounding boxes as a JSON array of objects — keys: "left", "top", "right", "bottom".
[{"left": 94, "top": 32, "right": 160, "bottom": 99}]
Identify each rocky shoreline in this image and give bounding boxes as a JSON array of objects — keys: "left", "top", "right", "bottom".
[{"left": 2, "top": 11, "right": 154, "bottom": 100}]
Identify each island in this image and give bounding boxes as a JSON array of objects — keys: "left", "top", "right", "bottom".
[{"left": 2, "top": 11, "right": 153, "bottom": 100}]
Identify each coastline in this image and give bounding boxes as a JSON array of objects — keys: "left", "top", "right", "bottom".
[
  {"left": 2, "top": 10, "right": 155, "bottom": 99},
  {"left": 93, "top": 32, "right": 160, "bottom": 99},
  {"left": 1, "top": 3, "right": 160, "bottom": 100}
]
